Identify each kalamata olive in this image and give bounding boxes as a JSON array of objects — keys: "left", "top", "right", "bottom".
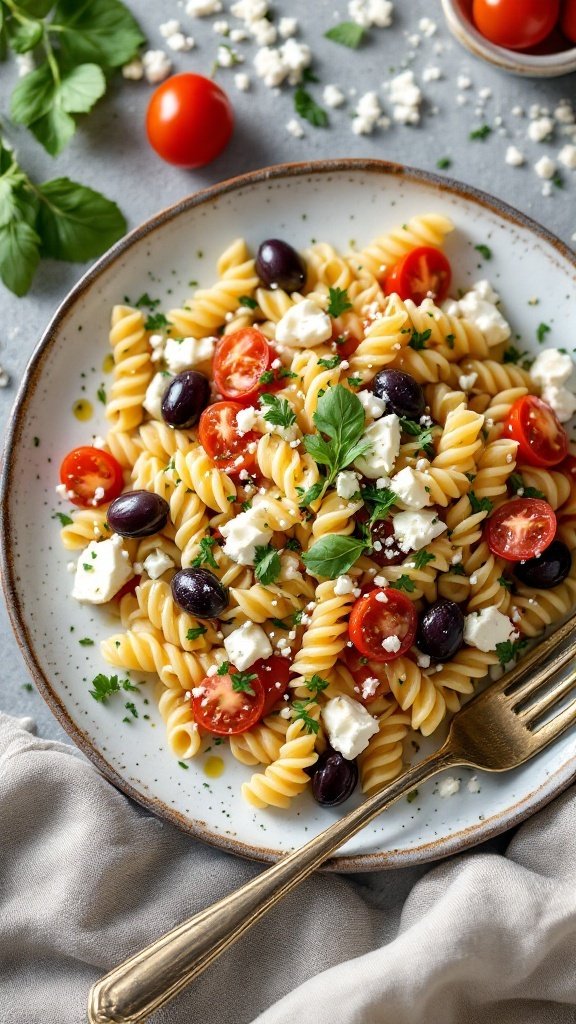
[
  {"left": 417, "top": 599, "right": 465, "bottom": 661},
  {"left": 161, "top": 370, "right": 210, "bottom": 429},
  {"left": 312, "top": 748, "right": 358, "bottom": 807},
  {"left": 171, "top": 567, "right": 228, "bottom": 618},
  {"left": 255, "top": 239, "right": 306, "bottom": 293},
  {"left": 107, "top": 490, "right": 170, "bottom": 538},
  {"left": 371, "top": 369, "right": 426, "bottom": 420},
  {"left": 514, "top": 539, "right": 572, "bottom": 590}
]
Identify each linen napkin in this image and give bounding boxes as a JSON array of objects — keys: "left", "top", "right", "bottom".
[{"left": 1, "top": 711, "right": 575, "bottom": 1024}]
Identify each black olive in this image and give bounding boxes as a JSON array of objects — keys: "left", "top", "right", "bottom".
[
  {"left": 311, "top": 748, "right": 358, "bottom": 807},
  {"left": 514, "top": 540, "right": 572, "bottom": 590},
  {"left": 417, "top": 599, "right": 465, "bottom": 661},
  {"left": 171, "top": 567, "right": 228, "bottom": 618},
  {"left": 371, "top": 369, "right": 426, "bottom": 420},
  {"left": 161, "top": 370, "right": 210, "bottom": 429},
  {"left": 255, "top": 239, "right": 306, "bottom": 292},
  {"left": 107, "top": 491, "right": 170, "bottom": 538}
]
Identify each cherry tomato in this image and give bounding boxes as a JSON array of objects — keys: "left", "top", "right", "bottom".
[
  {"left": 343, "top": 648, "right": 391, "bottom": 703},
  {"left": 333, "top": 332, "right": 361, "bottom": 359},
  {"left": 486, "top": 498, "right": 556, "bottom": 562},
  {"left": 348, "top": 588, "right": 418, "bottom": 663},
  {"left": 146, "top": 73, "right": 234, "bottom": 169},
  {"left": 562, "top": 0, "right": 576, "bottom": 43},
  {"left": 213, "top": 328, "right": 273, "bottom": 402},
  {"left": 59, "top": 446, "right": 124, "bottom": 508},
  {"left": 198, "top": 401, "right": 258, "bottom": 475},
  {"left": 559, "top": 454, "right": 576, "bottom": 483},
  {"left": 504, "top": 395, "right": 568, "bottom": 468},
  {"left": 383, "top": 246, "right": 452, "bottom": 306},
  {"left": 113, "top": 575, "right": 141, "bottom": 603},
  {"left": 254, "top": 655, "right": 292, "bottom": 716},
  {"left": 191, "top": 666, "right": 265, "bottom": 735},
  {"left": 472, "top": 0, "right": 560, "bottom": 50}
]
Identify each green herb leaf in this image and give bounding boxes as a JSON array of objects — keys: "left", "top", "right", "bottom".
[
  {"left": 191, "top": 536, "right": 218, "bottom": 570},
  {"left": 360, "top": 484, "right": 397, "bottom": 525},
  {"left": 78, "top": 637, "right": 94, "bottom": 646},
  {"left": 97, "top": 385, "right": 106, "bottom": 404},
  {"left": 217, "top": 661, "right": 230, "bottom": 676},
  {"left": 291, "top": 699, "right": 319, "bottom": 734},
  {"left": 400, "top": 417, "right": 435, "bottom": 457},
  {"left": 0, "top": 218, "right": 41, "bottom": 297},
  {"left": 259, "top": 370, "right": 274, "bottom": 385},
  {"left": 469, "top": 124, "right": 492, "bottom": 140},
  {"left": 413, "top": 550, "right": 436, "bottom": 570},
  {"left": 124, "top": 700, "right": 138, "bottom": 718},
  {"left": 89, "top": 673, "right": 129, "bottom": 703},
  {"left": 254, "top": 544, "right": 281, "bottom": 585},
  {"left": 324, "top": 20, "right": 365, "bottom": 48},
  {"left": 144, "top": 312, "right": 170, "bottom": 331},
  {"left": 347, "top": 375, "right": 363, "bottom": 388},
  {"left": 186, "top": 626, "right": 207, "bottom": 641},
  {"left": 298, "top": 480, "right": 326, "bottom": 508},
  {"left": 259, "top": 393, "right": 296, "bottom": 430},
  {"left": 285, "top": 537, "right": 302, "bottom": 552},
  {"left": 231, "top": 671, "right": 257, "bottom": 695},
  {"left": 294, "top": 85, "right": 328, "bottom": 128},
  {"left": 178, "top": 760, "right": 189, "bottom": 769},
  {"left": 53, "top": 511, "right": 73, "bottom": 526},
  {"left": 409, "top": 329, "right": 432, "bottom": 351},
  {"left": 54, "top": 0, "right": 145, "bottom": 70},
  {"left": 474, "top": 244, "right": 492, "bottom": 260},
  {"left": 6, "top": 15, "right": 44, "bottom": 53},
  {"left": 326, "top": 286, "right": 353, "bottom": 318},
  {"left": 318, "top": 354, "right": 342, "bottom": 370},
  {"left": 495, "top": 638, "right": 527, "bottom": 667},
  {"left": 302, "top": 534, "right": 368, "bottom": 578},
  {"left": 509, "top": 473, "right": 545, "bottom": 500},
  {"left": 498, "top": 576, "right": 513, "bottom": 591},
  {"left": 10, "top": 62, "right": 55, "bottom": 127},
  {"left": 436, "top": 157, "right": 451, "bottom": 170},
  {"left": 537, "top": 322, "right": 551, "bottom": 344},
  {"left": 35, "top": 177, "right": 125, "bottom": 260},
  {"left": 389, "top": 574, "right": 416, "bottom": 593},
  {"left": 239, "top": 295, "right": 257, "bottom": 309},
  {"left": 306, "top": 674, "right": 329, "bottom": 695},
  {"left": 469, "top": 492, "right": 493, "bottom": 516},
  {"left": 307, "top": 384, "right": 368, "bottom": 475}
]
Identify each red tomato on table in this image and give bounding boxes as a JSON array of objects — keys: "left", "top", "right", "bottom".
[
  {"left": 348, "top": 588, "right": 418, "bottom": 663},
  {"left": 472, "top": 0, "right": 560, "bottom": 50},
  {"left": 383, "top": 246, "right": 452, "bottom": 305},
  {"left": 146, "top": 74, "right": 234, "bottom": 168},
  {"left": 485, "top": 498, "right": 556, "bottom": 562},
  {"left": 562, "top": 0, "right": 576, "bottom": 43},
  {"left": 198, "top": 401, "right": 258, "bottom": 476},
  {"left": 59, "top": 446, "right": 124, "bottom": 508},
  {"left": 504, "top": 395, "right": 568, "bottom": 468}
]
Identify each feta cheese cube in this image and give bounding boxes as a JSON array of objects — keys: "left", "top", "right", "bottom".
[
  {"left": 220, "top": 509, "right": 273, "bottom": 565},
  {"left": 390, "top": 467, "right": 431, "bottom": 510},
  {"left": 541, "top": 385, "right": 576, "bottom": 423},
  {"left": 72, "top": 538, "right": 133, "bottom": 604},
  {"left": 528, "top": 117, "right": 554, "bottom": 142},
  {"left": 336, "top": 471, "right": 360, "bottom": 500},
  {"left": 164, "top": 336, "right": 216, "bottom": 374},
  {"left": 142, "top": 549, "right": 175, "bottom": 579},
  {"left": 322, "top": 695, "right": 379, "bottom": 760},
  {"left": 530, "top": 348, "right": 574, "bottom": 389},
  {"left": 236, "top": 405, "right": 258, "bottom": 435},
  {"left": 275, "top": 300, "right": 332, "bottom": 348},
  {"left": 393, "top": 509, "right": 447, "bottom": 552},
  {"left": 143, "top": 372, "right": 171, "bottom": 420},
  {"left": 353, "top": 414, "right": 401, "bottom": 479},
  {"left": 453, "top": 281, "right": 511, "bottom": 347},
  {"left": 463, "top": 607, "right": 518, "bottom": 653},
  {"left": 223, "top": 622, "right": 273, "bottom": 670},
  {"left": 358, "top": 389, "right": 386, "bottom": 420}
]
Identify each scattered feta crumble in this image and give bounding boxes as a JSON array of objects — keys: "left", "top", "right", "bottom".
[
  {"left": 323, "top": 84, "right": 346, "bottom": 109},
  {"left": 467, "top": 776, "right": 481, "bottom": 794},
  {"left": 336, "top": 471, "right": 360, "bottom": 500},
  {"left": 389, "top": 70, "right": 422, "bottom": 126},
  {"left": 540, "top": 385, "right": 576, "bottom": 423},
  {"left": 534, "top": 156, "right": 556, "bottom": 180},
  {"left": 286, "top": 118, "right": 304, "bottom": 138},
  {"left": 143, "top": 373, "right": 171, "bottom": 420},
  {"left": 334, "top": 575, "right": 355, "bottom": 596},
  {"left": 234, "top": 72, "right": 251, "bottom": 91},
  {"left": 186, "top": 0, "right": 223, "bottom": 15},
  {"left": 143, "top": 549, "right": 175, "bottom": 580},
  {"left": 559, "top": 145, "right": 576, "bottom": 169},
  {"left": 352, "top": 91, "right": 384, "bottom": 136},
  {"left": 348, "top": 0, "right": 394, "bottom": 28},
  {"left": 505, "top": 146, "right": 525, "bottom": 168},
  {"left": 390, "top": 467, "right": 431, "bottom": 510},
  {"left": 164, "top": 336, "right": 216, "bottom": 374},
  {"left": 458, "top": 372, "right": 478, "bottom": 391},
  {"left": 142, "top": 50, "right": 172, "bottom": 84},
  {"left": 223, "top": 622, "right": 273, "bottom": 670},
  {"left": 530, "top": 348, "right": 574, "bottom": 389},
  {"left": 122, "top": 58, "right": 144, "bottom": 81},
  {"left": 438, "top": 776, "right": 460, "bottom": 798},
  {"left": 220, "top": 508, "right": 273, "bottom": 565},
  {"left": 528, "top": 117, "right": 554, "bottom": 143},
  {"left": 448, "top": 280, "right": 511, "bottom": 347}
]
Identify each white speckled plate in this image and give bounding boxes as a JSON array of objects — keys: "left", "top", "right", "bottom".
[{"left": 2, "top": 161, "right": 576, "bottom": 871}]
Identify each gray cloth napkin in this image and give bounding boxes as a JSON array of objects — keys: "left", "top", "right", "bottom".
[{"left": 1, "top": 711, "right": 575, "bottom": 1024}]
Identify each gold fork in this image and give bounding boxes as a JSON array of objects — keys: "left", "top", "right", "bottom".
[{"left": 88, "top": 615, "right": 576, "bottom": 1024}]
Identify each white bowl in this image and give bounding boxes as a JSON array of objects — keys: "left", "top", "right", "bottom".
[{"left": 441, "top": 0, "right": 576, "bottom": 77}]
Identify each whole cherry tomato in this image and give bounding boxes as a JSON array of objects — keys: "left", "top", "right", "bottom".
[
  {"left": 146, "top": 73, "right": 234, "bottom": 168},
  {"left": 472, "top": 0, "right": 560, "bottom": 50},
  {"left": 561, "top": 0, "right": 576, "bottom": 43}
]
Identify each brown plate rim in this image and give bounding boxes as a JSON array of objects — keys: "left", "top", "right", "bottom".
[{"left": 2, "top": 157, "right": 576, "bottom": 872}]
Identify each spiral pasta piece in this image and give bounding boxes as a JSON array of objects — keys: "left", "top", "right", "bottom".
[
  {"left": 60, "top": 508, "right": 110, "bottom": 549},
  {"left": 156, "top": 683, "right": 202, "bottom": 760},
  {"left": 106, "top": 306, "right": 153, "bottom": 434},
  {"left": 511, "top": 567, "right": 576, "bottom": 637},
  {"left": 135, "top": 580, "right": 218, "bottom": 651},
  {"left": 352, "top": 213, "right": 455, "bottom": 279},
  {"left": 223, "top": 583, "right": 304, "bottom": 625},
  {"left": 425, "top": 384, "right": 468, "bottom": 426},
  {"left": 310, "top": 490, "right": 363, "bottom": 544},
  {"left": 241, "top": 713, "right": 319, "bottom": 809},
  {"left": 230, "top": 715, "right": 289, "bottom": 766},
  {"left": 515, "top": 466, "right": 571, "bottom": 510},
  {"left": 400, "top": 297, "right": 492, "bottom": 361},
  {"left": 459, "top": 360, "right": 533, "bottom": 396},
  {"left": 138, "top": 421, "right": 193, "bottom": 461},
  {"left": 288, "top": 349, "right": 343, "bottom": 434},
  {"left": 290, "top": 580, "right": 355, "bottom": 685},
  {"left": 256, "top": 433, "right": 319, "bottom": 502},
  {"left": 358, "top": 701, "right": 411, "bottom": 795},
  {"left": 103, "top": 430, "right": 143, "bottom": 470},
  {"left": 347, "top": 294, "right": 410, "bottom": 383},
  {"left": 464, "top": 540, "right": 511, "bottom": 614},
  {"left": 392, "top": 346, "right": 458, "bottom": 386},
  {"left": 168, "top": 239, "right": 258, "bottom": 337},
  {"left": 174, "top": 447, "right": 236, "bottom": 513},
  {"left": 431, "top": 648, "right": 498, "bottom": 693},
  {"left": 101, "top": 630, "right": 223, "bottom": 690}
]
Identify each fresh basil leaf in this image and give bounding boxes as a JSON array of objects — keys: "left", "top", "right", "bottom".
[
  {"left": 313, "top": 384, "right": 365, "bottom": 459},
  {"left": 54, "top": 0, "right": 146, "bottom": 70},
  {"left": 302, "top": 535, "right": 367, "bottom": 578},
  {"left": 298, "top": 480, "right": 326, "bottom": 508},
  {"left": 0, "top": 180, "right": 20, "bottom": 229},
  {"left": 303, "top": 434, "right": 334, "bottom": 467},
  {"left": 29, "top": 103, "right": 76, "bottom": 155},
  {"left": 294, "top": 86, "right": 328, "bottom": 128},
  {"left": 58, "top": 63, "right": 106, "bottom": 113},
  {"left": 324, "top": 21, "right": 365, "bottom": 49},
  {"left": 16, "top": 0, "right": 55, "bottom": 17},
  {"left": 6, "top": 15, "right": 44, "bottom": 52},
  {"left": 10, "top": 62, "right": 55, "bottom": 126},
  {"left": 0, "top": 219, "right": 41, "bottom": 296},
  {"left": 36, "top": 178, "right": 126, "bottom": 260}
]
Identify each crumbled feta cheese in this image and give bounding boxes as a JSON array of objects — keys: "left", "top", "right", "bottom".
[
  {"left": 251, "top": 17, "right": 277, "bottom": 45},
  {"left": 389, "top": 70, "right": 422, "bottom": 125},
  {"left": 159, "top": 19, "right": 181, "bottom": 37},
  {"left": 530, "top": 348, "right": 574, "bottom": 389},
  {"left": 422, "top": 66, "right": 442, "bottom": 82},
  {"left": 218, "top": 44, "right": 243, "bottom": 66},
  {"left": 414, "top": 648, "right": 431, "bottom": 669},
  {"left": 279, "top": 16, "right": 298, "bottom": 37},
  {"left": 275, "top": 299, "right": 332, "bottom": 348},
  {"left": 236, "top": 406, "right": 258, "bottom": 435},
  {"left": 143, "top": 372, "right": 170, "bottom": 420},
  {"left": 286, "top": 118, "right": 304, "bottom": 138},
  {"left": 230, "top": 0, "right": 268, "bottom": 21},
  {"left": 143, "top": 549, "right": 175, "bottom": 579},
  {"left": 528, "top": 117, "right": 554, "bottom": 142},
  {"left": 467, "top": 775, "right": 481, "bottom": 793},
  {"left": 457, "top": 75, "right": 472, "bottom": 90},
  {"left": 541, "top": 385, "right": 576, "bottom": 423},
  {"left": 148, "top": 333, "right": 166, "bottom": 363},
  {"left": 534, "top": 155, "right": 556, "bottom": 180},
  {"left": 323, "top": 84, "right": 346, "bottom": 108},
  {"left": 322, "top": 695, "right": 379, "bottom": 760},
  {"left": 334, "top": 574, "right": 355, "bottom": 596},
  {"left": 234, "top": 72, "right": 251, "bottom": 91},
  {"left": 122, "top": 58, "right": 144, "bottom": 81},
  {"left": 0, "top": 365, "right": 10, "bottom": 388},
  {"left": 393, "top": 509, "right": 447, "bottom": 553},
  {"left": 187, "top": 0, "right": 223, "bottom": 15},
  {"left": 438, "top": 776, "right": 460, "bottom": 798},
  {"left": 348, "top": 0, "right": 394, "bottom": 28},
  {"left": 220, "top": 508, "right": 273, "bottom": 565},
  {"left": 361, "top": 676, "right": 380, "bottom": 700},
  {"left": 142, "top": 50, "right": 172, "bottom": 84},
  {"left": 72, "top": 538, "right": 133, "bottom": 604},
  {"left": 358, "top": 389, "right": 386, "bottom": 420},
  {"left": 559, "top": 144, "right": 576, "bottom": 170},
  {"left": 450, "top": 281, "right": 511, "bottom": 347},
  {"left": 213, "top": 19, "right": 230, "bottom": 34},
  {"left": 351, "top": 91, "right": 383, "bottom": 135},
  {"left": 224, "top": 622, "right": 273, "bottom": 670},
  {"left": 164, "top": 336, "right": 216, "bottom": 374},
  {"left": 418, "top": 16, "right": 436, "bottom": 36},
  {"left": 166, "top": 32, "right": 195, "bottom": 52},
  {"left": 382, "top": 634, "right": 401, "bottom": 653},
  {"left": 458, "top": 372, "right": 478, "bottom": 391},
  {"left": 254, "top": 38, "right": 311, "bottom": 87},
  {"left": 336, "top": 470, "right": 360, "bottom": 500},
  {"left": 505, "top": 146, "right": 525, "bottom": 167},
  {"left": 353, "top": 414, "right": 401, "bottom": 479},
  {"left": 391, "top": 467, "right": 431, "bottom": 510},
  {"left": 463, "top": 607, "right": 518, "bottom": 653}
]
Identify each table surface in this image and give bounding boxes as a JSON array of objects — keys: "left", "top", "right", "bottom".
[{"left": 1, "top": 0, "right": 575, "bottom": 743}]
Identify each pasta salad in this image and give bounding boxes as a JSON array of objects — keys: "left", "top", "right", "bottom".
[{"left": 57, "top": 214, "right": 576, "bottom": 810}]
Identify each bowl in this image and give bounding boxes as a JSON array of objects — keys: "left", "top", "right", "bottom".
[{"left": 441, "top": 0, "right": 576, "bottom": 77}]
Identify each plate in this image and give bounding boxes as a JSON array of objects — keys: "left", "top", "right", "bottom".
[{"left": 2, "top": 159, "right": 576, "bottom": 871}]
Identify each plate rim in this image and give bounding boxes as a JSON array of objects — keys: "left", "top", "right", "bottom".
[{"left": 2, "top": 157, "right": 576, "bottom": 872}]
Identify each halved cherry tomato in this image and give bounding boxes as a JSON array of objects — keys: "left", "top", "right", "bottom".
[
  {"left": 472, "top": 0, "right": 560, "bottom": 50},
  {"left": 562, "top": 0, "right": 576, "bottom": 43},
  {"left": 343, "top": 648, "right": 391, "bottom": 704},
  {"left": 254, "top": 655, "right": 292, "bottom": 716},
  {"left": 191, "top": 665, "right": 265, "bottom": 735},
  {"left": 59, "top": 446, "right": 124, "bottom": 508},
  {"left": 486, "top": 498, "right": 556, "bottom": 562},
  {"left": 504, "top": 395, "right": 568, "bottom": 468},
  {"left": 213, "top": 328, "right": 273, "bottom": 402},
  {"left": 113, "top": 575, "right": 141, "bottom": 603},
  {"left": 333, "top": 331, "right": 362, "bottom": 360},
  {"left": 198, "top": 401, "right": 258, "bottom": 475},
  {"left": 348, "top": 587, "right": 418, "bottom": 663},
  {"left": 383, "top": 246, "right": 452, "bottom": 306}
]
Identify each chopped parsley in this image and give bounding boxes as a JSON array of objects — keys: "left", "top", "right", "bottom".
[
  {"left": 406, "top": 789, "right": 419, "bottom": 803},
  {"left": 178, "top": 761, "right": 189, "bottom": 770},
  {"left": 96, "top": 385, "right": 106, "bottom": 404},
  {"left": 186, "top": 626, "right": 207, "bottom": 641},
  {"left": 124, "top": 701, "right": 138, "bottom": 718},
  {"left": 360, "top": 484, "right": 397, "bottom": 525},
  {"left": 238, "top": 295, "right": 257, "bottom": 309},
  {"left": 509, "top": 473, "right": 545, "bottom": 500},
  {"left": 285, "top": 537, "right": 302, "bottom": 552},
  {"left": 474, "top": 244, "right": 492, "bottom": 260},
  {"left": 537, "top": 322, "right": 551, "bottom": 344},
  {"left": 326, "top": 286, "right": 353, "bottom": 318},
  {"left": 498, "top": 576, "right": 513, "bottom": 591},
  {"left": 292, "top": 699, "right": 320, "bottom": 734},
  {"left": 53, "top": 512, "right": 73, "bottom": 526},
  {"left": 217, "top": 661, "right": 230, "bottom": 676},
  {"left": 409, "top": 329, "right": 432, "bottom": 351},
  {"left": 144, "top": 312, "right": 170, "bottom": 332},
  {"left": 231, "top": 671, "right": 257, "bottom": 695},
  {"left": 294, "top": 86, "right": 328, "bottom": 128},
  {"left": 469, "top": 124, "right": 492, "bottom": 140},
  {"left": 469, "top": 492, "right": 493, "bottom": 515},
  {"left": 400, "top": 417, "right": 435, "bottom": 457},
  {"left": 259, "top": 393, "right": 297, "bottom": 430},
  {"left": 78, "top": 637, "right": 94, "bottom": 647},
  {"left": 436, "top": 157, "right": 451, "bottom": 170},
  {"left": 495, "top": 638, "right": 527, "bottom": 667},
  {"left": 324, "top": 20, "right": 365, "bottom": 48},
  {"left": 389, "top": 575, "right": 416, "bottom": 593},
  {"left": 305, "top": 674, "right": 329, "bottom": 696},
  {"left": 347, "top": 375, "right": 363, "bottom": 388},
  {"left": 413, "top": 550, "right": 436, "bottom": 570},
  {"left": 89, "top": 674, "right": 135, "bottom": 703},
  {"left": 191, "top": 537, "right": 218, "bottom": 571},
  {"left": 254, "top": 543, "right": 281, "bottom": 585},
  {"left": 318, "top": 354, "right": 342, "bottom": 370}
]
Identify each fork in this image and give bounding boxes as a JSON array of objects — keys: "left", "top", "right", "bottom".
[{"left": 88, "top": 615, "right": 576, "bottom": 1024}]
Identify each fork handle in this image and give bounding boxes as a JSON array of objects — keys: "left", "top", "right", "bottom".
[{"left": 88, "top": 746, "right": 462, "bottom": 1024}]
